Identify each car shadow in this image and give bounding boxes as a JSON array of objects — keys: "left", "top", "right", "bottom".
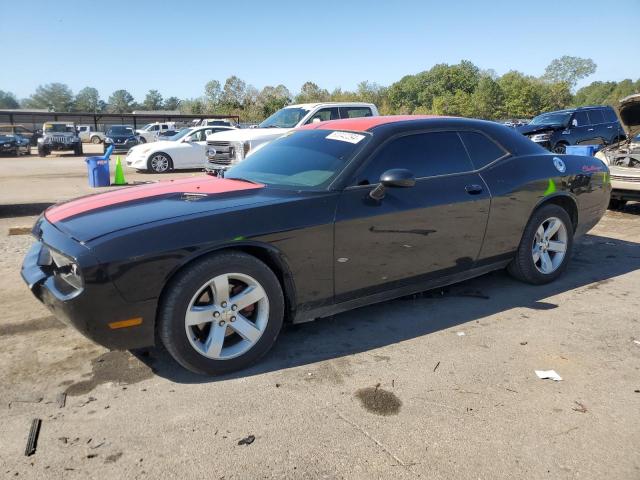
[
  {"left": 0, "top": 203, "right": 54, "bottom": 219},
  {"left": 135, "top": 232, "right": 640, "bottom": 383}
]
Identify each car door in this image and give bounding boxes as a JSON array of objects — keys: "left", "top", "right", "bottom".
[
  {"left": 185, "top": 128, "right": 212, "bottom": 168},
  {"left": 583, "top": 109, "right": 608, "bottom": 145},
  {"left": 602, "top": 107, "right": 623, "bottom": 143},
  {"left": 333, "top": 130, "right": 491, "bottom": 301}
]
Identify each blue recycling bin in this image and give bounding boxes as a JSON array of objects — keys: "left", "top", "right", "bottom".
[
  {"left": 565, "top": 145, "right": 600, "bottom": 156},
  {"left": 85, "top": 145, "right": 114, "bottom": 187}
]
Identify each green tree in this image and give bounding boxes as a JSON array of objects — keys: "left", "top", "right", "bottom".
[
  {"left": 142, "top": 89, "right": 164, "bottom": 110},
  {"left": 108, "top": 89, "right": 136, "bottom": 113},
  {"left": 74, "top": 87, "right": 103, "bottom": 112},
  {"left": 24, "top": 83, "right": 74, "bottom": 111},
  {"left": 258, "top": 84, "right": 291, "bottom": 117},
  {"left": 542, "top": 56, "right": 596, "bottom": 89},
  {"left": 294, "top": 82, "right": 330, "bottom": 103},
  {"left": 470, "top": 76, "right": 504, "bottom": 119},
  {"left": 163, "top": 96, "right": 181, "bottom": 110},
  {"left": 0, "top": 90, "right": 19, "bottom": 109},
  {"left": 574, "top": 81, "right": 617, "bottom": 106},
  {"left": 498, "top": 71, "right": 544, "bottom": 118},
  {"left": 180, "top": 98, "right": 205, "bottom": 114},
  {"left": 220, "top": 76, "right": 247, "bottom": 109},
  {"left": 204, "top": 80, "right": 222, "bottom": 110}
]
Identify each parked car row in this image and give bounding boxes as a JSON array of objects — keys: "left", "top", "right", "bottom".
[{"left": 0, "top": 133, "right": 31, "bottom": 156}]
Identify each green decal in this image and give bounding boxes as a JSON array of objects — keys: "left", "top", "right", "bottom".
[
  {"left": 233, "top": 235, "right": 245, "bottom": 241},
  {"left": 543, "top": 178, "right": 556, "bottom": 196}
]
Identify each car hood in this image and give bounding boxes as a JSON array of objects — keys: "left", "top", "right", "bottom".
[
  {"left": 44, "top": 177, "right": 267, "bottom": 242},
  {"left": 516, "top": 123, "right": 561, "bottom": 135},
  {"left": 617, "top": 93, "right": 640, "bottom": 139},
  {"left": 206, "top": 127, "right": 291, "bottom": 143}
]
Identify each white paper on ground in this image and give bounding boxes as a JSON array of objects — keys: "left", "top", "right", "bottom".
[
  {"left": 535, "top": 370, "right": 562, "bottom": 381},
  {"left": 456, "top": 331, "right": 466, "bottom": 336},
  {"left": 633, "top": 340, "right": 640, "bottom": 346}
]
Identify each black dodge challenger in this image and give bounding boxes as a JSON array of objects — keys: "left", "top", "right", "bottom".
[{"left": 22, "top": 116, "right": 610, "bottom": 375}]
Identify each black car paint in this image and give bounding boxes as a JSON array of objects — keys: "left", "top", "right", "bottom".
[
  {"left": 104, "top": 126, "right": 139, "bottom": 153},
  {"left": 517, "top": 105, "right": 625, "bottom": 152},
  {"left": 22, "top": 118, "right": 611, "bottom": 350}
]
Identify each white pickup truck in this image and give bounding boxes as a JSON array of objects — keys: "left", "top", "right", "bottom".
[
  {"left": 136, "top": 122, "right": 178, "bottom": 143},
  {"left": 205, "top": 102, "right": 378, "bottom": 171}
]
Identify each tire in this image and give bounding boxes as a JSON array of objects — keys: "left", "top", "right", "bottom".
[
  {"left": 38, "top": 146, "right": 49, "bottom": 157},
  {"left": 91, "top": 136, "right": 102, "bottom": 144},
  {"left": 158, "top": 251, "right": 285, "bottom": 375},
  {"left": 508, "top": 204, "right": 574, "bottom": 285},
  {"left": 553, "top": 143, "right": 567, "bottom": 154},
  {"left": 74, "top": 143, "right": 83, "bottom": 156},
  {"left": 608, "top": 199, "right": 627, "bottom": 210},
  {"left": 148, "top": 152, "right": 172, "bottom": 173},
  {"left": 138, "top": 137, "right": 146, "bottom": 143}
]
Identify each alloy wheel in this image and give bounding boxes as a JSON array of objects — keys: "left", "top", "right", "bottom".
[
  {"left": 531, "top": 216, "right": 568, "bottom": 274},
  {"left": 184, "top": 273, "right": 269, "bottom": 360},
  {"left": 150, "top": 154, "right": 169, "bottom": 173}
]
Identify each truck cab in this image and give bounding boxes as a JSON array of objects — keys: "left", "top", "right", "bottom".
[
  {"left": 136, "top": 122, "right": 178, "bottom": 143},
  {"left": 205, "top": 102, "right": 378, "bottom": 172},
  {"left": 77, "top": 125, "right": 105, "bottom": 144}
]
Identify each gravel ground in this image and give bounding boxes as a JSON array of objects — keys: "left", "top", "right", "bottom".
[{"left": 0, "top": 151, "right": 639, "bottom": 479}]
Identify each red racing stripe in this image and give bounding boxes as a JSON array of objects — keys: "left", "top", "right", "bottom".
[{"left": 45, "top": 177, "right": 263, "bottom": 223}]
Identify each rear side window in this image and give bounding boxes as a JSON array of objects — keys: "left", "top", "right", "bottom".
[
  {"left": 587, "top": 109, "right": 605, "bottom": 124},
  {"left": 603, "top": 108, "right": 618, "bottom": 122},
  {"left": 357, "top": 131, "right": 473, "bottom": 184},
  {"left": 339, "top": 107, "right": 372, "bottom": 119},
  {"left": 572, "top": 111, "right": 589, "bottom": 126},
  {"left": 458, "top": 131, "right": 507, "bottom": 169}
]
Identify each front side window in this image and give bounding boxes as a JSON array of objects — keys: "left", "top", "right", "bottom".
[
  {"left": 355, "top": 131, "right": 473, "bottom": 185},
  {"left": 340, "top": 107, "right": 372, "bottom": 119},
  {"left": 572, "top": 111, "right": 589, "bottom": 127},
  {"left": 587, "top": 109, "right": 605, "bottom": 125},
  {"left": 305, "top": 108, "right": 339, "bottom": 124},
  {"left": 459, "top": 131, "right": 507, "bottom": 169}
]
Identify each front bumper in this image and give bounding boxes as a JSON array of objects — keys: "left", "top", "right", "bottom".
[
  {"left": 21, "top": 222, "right": 157, "bottom": 350},
  {"left": 610, "top": 174, "right": 640, "bottom": 200},
  {"left": 106, "top": 140, "right": 139, "bottom": 153},
  {"left": 125, "top": 149, "right": 148, "bottom": 169}
]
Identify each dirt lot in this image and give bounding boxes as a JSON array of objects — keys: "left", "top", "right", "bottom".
[{"left": 0, "top": 147, "right": 639, "bottom": 479}]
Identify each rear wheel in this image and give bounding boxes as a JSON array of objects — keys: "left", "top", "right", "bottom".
[
  {"left": 38, "top": 146, "right": 49, "bottom": 157},
  {"left": 608, "top": 199, "right": 627, "bottom": 210},
  {"left": 508, "top": 204, "right": 573, "bottom": 285},
  {"left": 91, "top": 136, "right": 102, "bottom": 144},
  {"left": 158, "top": 252, "right": 284, "bottom": 375},
  {"left": 148, "top": 152, "right": 172, "bottom": 173}
]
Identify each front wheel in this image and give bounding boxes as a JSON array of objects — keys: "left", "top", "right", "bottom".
[
  {"left": 37, "top": 146, "right": 49, "bottom": 157},
  {"left": 91, "top": 136, "right": 102, "bottom": 144},
  {"left": 508, "top": 204, "right": 573, "bottom": 285},
  {"left": 553, "top": 143, "right": 567, "bottom": 154},
  {"left": 158, "top": 252, "right": 284, "bottom": 375},
  {"left": 148, "top": 152, "right": 172, "bottom": 173}
]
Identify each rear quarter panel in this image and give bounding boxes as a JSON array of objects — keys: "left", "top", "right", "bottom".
[{"left": 477, "top": 153, "right": 610, "bottom": 263}]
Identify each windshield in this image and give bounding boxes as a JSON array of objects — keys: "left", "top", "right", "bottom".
[
  {"left": 44, "top": 124, "right": 75, "bottom": 133},
  {"left": 107, "top": 126, "right": 134, "bottom": 136},
  {"left": 259, "top": 108, "right": 310, "bottom": 128},
  {"left": 225, "top": 129, "right": 369, "bottom": 190},
  {"left": 164, "top": 128, "right": 193, "bottom": 141},
  {"left": 529, "top": 112, "right": 571, "bottom": 126}
]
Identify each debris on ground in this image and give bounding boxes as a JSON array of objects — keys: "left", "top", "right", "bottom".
[
  {"left": 354, "top": 386, "right": 402, "bottom": 416},
  {"left": 57, "top": 393, "right": 66, "bottom": 408},
  {"left": 8, "top": 396, "right": 43, "bottom": 409},
  {"left": 535, "top": 370, "right": 562, "bottom": 381},
  {"left": 456, "top": 332, "right": 466, "bottom": 336},
  {"left": 433, "top": 361, "right": 440, "bottom": 372},
  {"left": 572, "top": 401, "right": 588, "bottom": 413},
  {"left": 8, "top": 227, "right": 32, "bottom": 236},
  {"left": 238, "top": 435, "right": 255, "bottom": 446},
  {"left": 633, "top": 340, "right": 640, "bottom": 346},
  {"left": 520, "top": 341, "right": 528, "bottom": 346},
  {"left": 24, "top": 419, "right": 42, "bottom": 456}
]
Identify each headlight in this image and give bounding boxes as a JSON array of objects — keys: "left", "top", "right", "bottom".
[
  {"left": 531, "top": 133, "right": 551, "bottom": 142},
  {"left": 105, "top": 137, "right": 113, "bottom": 143},
  {"left": 50, "top": 248, "right": 83, "bottom": 290}
]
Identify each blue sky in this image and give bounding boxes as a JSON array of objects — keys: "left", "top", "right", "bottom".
[{"left": 2, "top": 0, "right": 639, "bottom": 102}]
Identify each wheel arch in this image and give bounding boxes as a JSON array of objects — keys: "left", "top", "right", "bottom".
[
  {"left": 156, "top": 242, "right": 297, "bottom": 325},
  {"left": 531, "top": 193, "right": 579, "bottom": 233}
]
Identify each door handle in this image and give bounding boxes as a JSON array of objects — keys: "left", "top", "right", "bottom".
[
  {"left": 465, "top": 184, "right": 483, "bottom": 195},
  {"left": 587, "top": 128, "right": 594, "bottom": 131},
  {"left": 607, "top": 125, "right": 613, "bottom": 129}
]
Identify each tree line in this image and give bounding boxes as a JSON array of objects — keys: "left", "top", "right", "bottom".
[{"left": 1, "top": 56, "right": 638, "bottom": 122}]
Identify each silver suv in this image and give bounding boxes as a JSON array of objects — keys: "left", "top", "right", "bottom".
[{"left": 37, "top": 121, "right": 83, "bottom": 156}]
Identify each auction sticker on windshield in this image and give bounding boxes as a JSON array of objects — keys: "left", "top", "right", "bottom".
[{"left": 326, "top": 131, "right": 366, "bottom": 144}]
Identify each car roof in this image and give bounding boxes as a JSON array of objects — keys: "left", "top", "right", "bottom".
[
  {"left": 299, "top": 115, "right": 440, "bottom": 132},
  {"left": 287, "top": 102, "right": 375, "bottom": 110}
]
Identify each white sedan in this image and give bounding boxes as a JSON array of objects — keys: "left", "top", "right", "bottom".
[{"left": 126, "top": 126, "right": 236, "bottom": 173}]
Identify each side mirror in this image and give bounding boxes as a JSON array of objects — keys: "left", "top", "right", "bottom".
[
  {"left": 370, "top": 169, "right": 416, "bottom": 200},
  {"left": 184, "top": 135, "right": 193, "bottom": 142},
  {"left": 312, "top": 118, "right": 322, "bottom": 124}
]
